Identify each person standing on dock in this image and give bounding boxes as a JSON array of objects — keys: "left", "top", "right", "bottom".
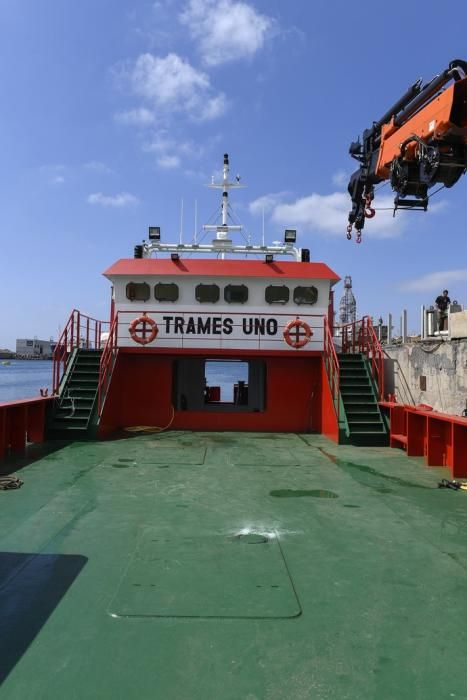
[{"left": 435, "top": 289, "right": 451, "bottom": 331}]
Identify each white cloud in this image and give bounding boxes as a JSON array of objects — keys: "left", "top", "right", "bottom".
[
  {"left": 399, "top": 269, "right": 467, "bottom": 293},
  {"left": 128, "top": 52, "right": 226, "bottom": 120},
  {"left": 157, "top": 154, "right": 181, "bottom": 169},
  {"left": 87, "top": 192, "right": 139, "bottom": 207},
  {"left": 84, "top": 161, "right": 113, "bottom": 174},
  {"left": 197, "top": 93, "right": 228, "bottom": 121},
  {"left": 272, "top": 191, "right": 407, "bottom": 239},
  {"left": 52, "top": 175, "right": 65, "bottom": 185},
  {"left": 143, "top": 131, "right": 204, "bottom": 169},
  {"left": 114, "top": 107, "right": 156, "bottom": 126},
  {"left": 332, "top": 170, "right": 349, "bottom": 187},
  {"left": 180, "top": 0, "right": 274, "bottom": 66},
  {"left": 249, "top": 192, "right": 289, "bottom": 216}
]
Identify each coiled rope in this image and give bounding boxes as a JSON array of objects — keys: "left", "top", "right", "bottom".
[
  {"left": 124, "top": 406, "right": 175, "bottom": 434},
  {"left": 0, "top": 475, "right": 24, "bottom": 490}
]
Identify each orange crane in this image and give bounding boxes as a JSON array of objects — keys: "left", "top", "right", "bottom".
[{"left": 347, "top": 59, "right": 467, "bottom": 242}]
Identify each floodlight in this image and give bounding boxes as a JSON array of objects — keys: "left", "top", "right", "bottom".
[
  {"left": 171, "top": 253, "right": 180, "bottom": 261},
  {"left": 284, "top": 229, "right": 297, "bottom": 244},
  {"left": 265, "top": 254, "right": 274, "bottom": 263},
  {"left": 134, "top": 245, "right": 143, "bottom": 259},
  {"left": 148, "top": 226, "right": 161, "bottom": 240},
  {"left": 301, "top": 248, "right": 310, "bottom": 262}
]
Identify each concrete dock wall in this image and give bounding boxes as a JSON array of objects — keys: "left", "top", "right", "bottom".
[{"left": 384, "top": 340, "right": 467, "bottom": 416}]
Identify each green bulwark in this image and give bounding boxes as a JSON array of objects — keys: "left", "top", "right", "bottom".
[
  {"left": 1, "top": 431, "right": 467, "bottom": 699},
  {"left": 338, "top": 353, "right": 388, "bottom": 446}
]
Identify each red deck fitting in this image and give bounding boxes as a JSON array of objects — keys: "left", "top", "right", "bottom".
[
  {"left": 0, "top": 396, "right": 52, "bottom": 460},
  {"left": 380, "top": 402, "right": 467, "bottom": 478}
]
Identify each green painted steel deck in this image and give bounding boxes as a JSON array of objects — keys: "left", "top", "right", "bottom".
[{"left": 2, "top": 432, "right": 467, "bottom": 699}]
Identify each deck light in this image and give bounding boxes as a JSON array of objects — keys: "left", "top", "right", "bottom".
[
  {"left": 148, "top": 226, "right": 161, "bottom": 240},
  {"left": 284, "top": 229, "right": 296, "bottom": 244},
  {"left": 171, "top": 253, "right": 180, "bottom": 261},
  {"left": 265, "top": 254, "right": 274, "bottom": 263}
]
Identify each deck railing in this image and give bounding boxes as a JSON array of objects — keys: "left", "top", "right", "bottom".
[
  {"left": 53, "top": 310, "right": 108, "bottom": 394},
  {"left": 323, "top": 316, "right": 340, "bottom": 419},
  {"left": 341, "top": 316, "right": 385, "bottom": 400},
  {"left": 98, "top": 314, "right": 119, "bottom": 415}
]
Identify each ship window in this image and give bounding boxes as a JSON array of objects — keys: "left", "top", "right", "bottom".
[
  {"left": 154, "top": 282, "right": 179, "bottom": 302},
  {"left": 293, "top": 285, "right": 318, "bottom": 305},
  {"left": 224, "top": 284, "right": 248, "bottom": 304},
  {"left": 195, "top": 284, "right": 220, "bottom": 303},
  {"left": 265, "top": 285, "right": 290, "bottom": 304},
  {"left": 126, "top": 282, "right": 150, "bottom": 302}
]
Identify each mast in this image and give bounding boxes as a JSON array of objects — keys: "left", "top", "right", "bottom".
[
  {"left": 139, "top": 153, "right": 303, "bottom": 261},
  {"left": 203, "top": 153, "right": 243, "bottom": 245}
]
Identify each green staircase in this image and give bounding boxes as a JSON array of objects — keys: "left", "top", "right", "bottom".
[
  {"left": 338, "top": 353, "right": 388, "bottom": 446},
  {"left": 48, "top": 349, "right": 102, "bottom": 437}
]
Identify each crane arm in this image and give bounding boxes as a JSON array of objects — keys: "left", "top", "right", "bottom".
[{"left": 347, "top": 59, "right": 467, "bottom": 241}]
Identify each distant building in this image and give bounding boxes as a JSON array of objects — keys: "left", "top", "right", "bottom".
[
  {"left": 0, "top": 348, "right": 14, "bottom": 359},
  {"left": 16, "top": 338, "right": 55, "bottom": 359}
]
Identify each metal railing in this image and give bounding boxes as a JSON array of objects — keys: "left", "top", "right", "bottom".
[
  {"left": 341, "top": 316, "right": 385, "bottom": 400},
  {"left": 53, "top": 310, "right": 108, "bottom": 394},
  {"left": 98, "top": 314, "right": 119, "bottom": 415},
  {"left": 323, "top": 316, "right": 340, "bottom": 419}
]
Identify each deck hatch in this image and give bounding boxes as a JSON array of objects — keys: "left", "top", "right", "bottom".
[{"left": 109, "top": 528, "right": 301, "bottom": 619}]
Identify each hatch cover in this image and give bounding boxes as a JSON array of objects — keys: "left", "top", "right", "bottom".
[{"left": 109, "top": 529, "right": 301, "bottom": 619}]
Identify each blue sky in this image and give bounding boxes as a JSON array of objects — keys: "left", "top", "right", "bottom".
[{"left": 1, "top": 0, "right": 466, "bottom": 349}]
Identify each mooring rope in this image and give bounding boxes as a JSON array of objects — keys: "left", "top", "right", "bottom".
[{"left": 0, "top": 475, "right": 24, "bottom": 490}]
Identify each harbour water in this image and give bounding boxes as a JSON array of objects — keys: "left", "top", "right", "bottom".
[{"left": 0, "top": 360, "right": 53, "bottom": 403}]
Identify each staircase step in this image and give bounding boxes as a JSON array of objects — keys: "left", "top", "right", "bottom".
[
  {"left": 341, "top": 388, "right": 373, "bottom": 395},
  {"left": 348, "top": 424, "right": 385, "bottom": 433},
  {"left": 340, "top": 368, "right": 367, "bottom": 375},
  {"left": 55, "top": 407, "right": 92, "bottom": 417},
  {"left": 345, "top": 410, "right": 380, "bottom": 419},
  {"left": 52, "top": 418, "right": 89, "bottom": 428},
  {"left": 66, "top": 388, "right": 97, "bottom": 396},
  {"left": 59, "top": 402, "right": 94, "bottom": 411}
]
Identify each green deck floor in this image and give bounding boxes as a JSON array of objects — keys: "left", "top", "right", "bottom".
[{"left": 1, "top": 432, "right": 467, "bottom": 699}]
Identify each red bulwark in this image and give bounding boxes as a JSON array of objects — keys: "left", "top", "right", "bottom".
[
  {"left": 99, "top": 354, "right": 326, "bottom": 435},
  {"left": 380, "top": 402, "right": 467, "bottom": 478},
  {"left": 103, "top": 258, "right": 340, "bottom": 282}
]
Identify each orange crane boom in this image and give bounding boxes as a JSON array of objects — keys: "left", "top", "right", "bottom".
[{"left": 347, "top": 60, "right": 467, "bottom": 241}]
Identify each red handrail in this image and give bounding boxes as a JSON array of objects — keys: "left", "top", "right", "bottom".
[
  {"left": 98, "top": 314, "right": 119, "bottom": 415},
  {"left": 341, "top": 316, "right": 384, "bottom": 400},
  {"left": 53, "top": 309, "right": 109, "bottom": 393},
  {"left": 323, "top": 316, "right": 340, "bottom": 419}
]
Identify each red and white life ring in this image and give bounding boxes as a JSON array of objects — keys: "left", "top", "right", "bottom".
[
  {"left": 283, "top": 318, "right": 312, "bottom": 349},
  {"left": 129, "top": 314, "right": 158, "bottom": 345}
]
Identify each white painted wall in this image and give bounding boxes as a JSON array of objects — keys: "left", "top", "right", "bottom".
[{"left": 110, "top": 274, "right": 331, "bottom": 352}]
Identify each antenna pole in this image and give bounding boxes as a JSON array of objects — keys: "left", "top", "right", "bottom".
[
  {"left": 262, "top": 207, "right": 265, "bottom": 247},
  {"left": 179, "top": 198, "right": 184, "bottom": 245},
  {"left": 194, "top": 199, "right": 198, "bottom": 244}
]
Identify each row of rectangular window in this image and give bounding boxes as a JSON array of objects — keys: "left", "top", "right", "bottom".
[{"left": 126, "top": 282, "right": 318, "bottom": 305}]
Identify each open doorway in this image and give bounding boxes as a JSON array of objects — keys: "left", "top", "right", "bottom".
[
  {"left": 173, "top": 358, "right": 266, "bottom": 412},
  {"left": 204, "top": 360, "right": 249, "bottom": 405}
]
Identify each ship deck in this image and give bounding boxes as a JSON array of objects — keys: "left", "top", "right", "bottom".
[{"left": 2, "top": 431, "right": 467, "bottom": 699}]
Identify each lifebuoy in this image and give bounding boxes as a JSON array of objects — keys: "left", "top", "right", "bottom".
[
  {"left": 283, "top": 318, "right": 312, "bottom": 349},
  {"left": 129, "top": 314, "right": 158, "bottom": 345}
]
